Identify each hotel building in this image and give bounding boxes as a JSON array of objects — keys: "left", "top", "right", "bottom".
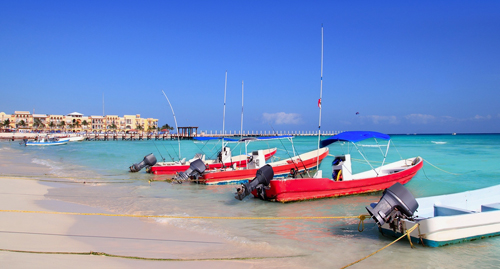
[{"left": 0, "top": 111, "right": 158, "bottom": 132}]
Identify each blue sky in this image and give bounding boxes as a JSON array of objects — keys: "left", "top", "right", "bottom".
[{"left": 1, "top": 1, "right": 499, "bottom": 134}]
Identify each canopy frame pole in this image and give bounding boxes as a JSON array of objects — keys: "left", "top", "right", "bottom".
[{"left": 352, "top": 142, "right": 378, "bottom": 176}]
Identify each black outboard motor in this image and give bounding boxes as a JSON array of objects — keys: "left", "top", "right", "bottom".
[
  {"left": 366, "top": 182, "right": 419, "bottom": 227},
  {"left": 130, "top": 153, "right": 157, "bottom": 172},
  {"left": 235, "top": 164, "right": 274, "bottom": 200},
  {"left": 174, "top": 159, "right": 206, "bottom": 183}
]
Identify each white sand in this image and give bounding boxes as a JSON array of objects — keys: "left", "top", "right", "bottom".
[{"left": 0, "top": 146, "right": 296, "bottom": 268}]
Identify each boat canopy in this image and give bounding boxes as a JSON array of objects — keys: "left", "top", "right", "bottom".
[{"left": 320, "top": 131, "right": 390, "bottom": 147}]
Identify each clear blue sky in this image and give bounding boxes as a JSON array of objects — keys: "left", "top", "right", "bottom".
[{"left": 1, "top": 0, "right": 499, "bottom": 134}]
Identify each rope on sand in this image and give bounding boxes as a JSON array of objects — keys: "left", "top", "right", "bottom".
[
  {"left": 340, "top": 223, "right": 419, "bottom": 269},
  {"left": 0, "top": 248, "right": 305, "bottom": 261},
  {"left": 0, "top": 209, "right": 370, "bottom": 221}
]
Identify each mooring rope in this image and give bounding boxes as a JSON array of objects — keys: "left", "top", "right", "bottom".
[
  {"left": 0, "top": 174, "right": 134, "bottom": 184},
  {"left": 0, "top": 209, "right": 370, "bottom": 221},
  {"left": 422, "top": 158, "right": 461, "bottom": 175},
  {"left": 341, "top": 223, "right": 419, "bottom": 269},
  {"left": 0, "top": 248, "right": 304, "bottom": 261}
]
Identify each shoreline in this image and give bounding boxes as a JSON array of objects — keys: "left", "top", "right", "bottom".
[{"left": 0, "top": 145, "right": 300, "bottom": 268}]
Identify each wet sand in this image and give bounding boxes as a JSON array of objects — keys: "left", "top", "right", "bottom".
[{"left": 0, "top": 146, "right": 298, "bottom": 268}]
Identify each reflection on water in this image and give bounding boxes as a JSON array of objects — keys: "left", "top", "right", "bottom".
[{"left": 3, "top": 134, "right": 500, "bottom": 267}]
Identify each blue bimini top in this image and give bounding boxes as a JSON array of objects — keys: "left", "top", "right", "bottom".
[{"left": 320, "top": 131, "right": 390, "bottom": 147}]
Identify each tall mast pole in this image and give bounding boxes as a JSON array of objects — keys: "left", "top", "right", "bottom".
[
  {"left": 240, "top": 80, "right": 244, "bottom": 139},
  {"left": 316, "top": 25, "right": 324, "bottom": 173},
  {"left": 222, "top": 71, "right": 227, "bottom": 153}
]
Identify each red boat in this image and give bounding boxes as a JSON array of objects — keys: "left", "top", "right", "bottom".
[
  {"left": 198, "top": 147, "right": 329, "bottom": 185},
  {"left": 244, "top": 131, "right": 423, "bottom": 202},
  {"left": 148, "top": 147, "right": 277, "bottom": 175}
]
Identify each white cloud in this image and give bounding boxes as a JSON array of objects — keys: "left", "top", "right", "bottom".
[
  {"left": 361, "top": 115, "right": 399, "bottom": 124},
  {"left": 474, "top": 115, "right": 492, "bottom": 120},
  {"left": 405, "top": 114, "right": 435, "bottom": 124},
  {"left": 262, "top": 112, "right": 302, "bottom": 125}
]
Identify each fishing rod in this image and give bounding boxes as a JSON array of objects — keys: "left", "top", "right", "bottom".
[
  {"left": 168, "top": 142, "right": 180, "bottom": 161},
  {"left": 151, "top": 140, "right": 165, "bottom": 162},
  {"left": 268, "top": 124, "right": 310, "bottom": 178},
  {"left": 160, "top": 141, "right": 175, "bottom": 162},
  {"left": 162, "top": 90, "right": 181, "bottom": 160}
]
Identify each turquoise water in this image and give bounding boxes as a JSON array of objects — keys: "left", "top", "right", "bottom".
[{"left": 2, "top": 134, "right": 500, "bottom": 267}]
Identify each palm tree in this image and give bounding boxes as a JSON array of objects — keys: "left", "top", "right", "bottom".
[
  {"left": 17, "top": 120, "right": 26, "bottom": 128},
  {"left": 160, "top": 123, "right": 174, "bottom": 131},
  {"left": 58, "top": 121, "right": 65, "bottom": 131},
  {"left": 3, "top": 119, "right": 10, "bottom": 128},
  {"left": 82, "top": 120, "right": 88, "bottom": 130},
  {"left": 33, "top": 118, "right": 44, "bottom": 130},
  {"left": 49, "top": 121, "right": 55, "bottom": 129}
]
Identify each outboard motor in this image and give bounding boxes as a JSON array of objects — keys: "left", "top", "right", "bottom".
[
  {"left": 235, "top": 164, "right": 274, "bottom": 200},
  {"left": 174, "top": 159, "right": 206, "bottom": 183},
  {"left": 366, "top": 182, "right": 419, "bottom": 227},
  {"left": 130, "top": 153, "right": 157, "bottom": 172}
]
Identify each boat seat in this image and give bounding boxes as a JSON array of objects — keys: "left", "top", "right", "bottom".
[
  {"left": 434, "top": 205, "right": 475, "bottom": 217},
  {"left": 481, "top": 203, "right": 500, "bottom": 212},
  {"left": 382, "top": 169, "right": 404, "bottom": 175}
]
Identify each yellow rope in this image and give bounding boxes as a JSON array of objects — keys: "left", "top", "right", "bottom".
[
  {"left": 0, "top": 174, "right": 135, "bottom": 184},
  {"left": 341, "top": 223, "right": 419, "bottom": 269},
  {"left": 422, "top": 158, "right": 461, "bottom": 176},
  {"left": 0, "top": 248, "right": 303, "bottom": 261},
  {"left": 0, "top": 209, "right": 370, "bottom": 221}
]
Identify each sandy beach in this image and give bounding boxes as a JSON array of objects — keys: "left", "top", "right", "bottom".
[{"left": 0, "top": 145, "right": 301, "bottom": 268}]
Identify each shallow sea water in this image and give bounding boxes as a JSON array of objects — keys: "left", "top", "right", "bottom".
[{"left": 2, "top": 134, "right": 500, "bottom": 268}]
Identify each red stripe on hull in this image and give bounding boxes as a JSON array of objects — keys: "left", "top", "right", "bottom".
[
  {"left": 263, "top": 158, "right": 423, "bottom": 202},
  {"left": 199, "top": 149, "right": 329, "bottom": 184},
  {"left": 149, "top": 148, "right": 277, "bottom": 175}
]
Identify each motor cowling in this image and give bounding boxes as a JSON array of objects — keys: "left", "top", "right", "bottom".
[
  {"left": 130, "top": 153, "right": 157, "bottom": 172},
  {"left": 366, "top": 182, "right": 419, "bottom": 227},
  {"left": 174, "top": 159, "right": 206, "bottom": 182},
  {"left": 235, "top": 164, "right": 274, "bottom": 200}
]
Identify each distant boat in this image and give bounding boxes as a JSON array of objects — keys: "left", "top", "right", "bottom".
[
  {"left": 68, "top": 135, "right": 85, "bottom": 142},
  {"left": 367, "top": 183, "right": 500, "bottom": 247},
  {"left": 23, "top": 136, "right": 69, "bottom": 146}
]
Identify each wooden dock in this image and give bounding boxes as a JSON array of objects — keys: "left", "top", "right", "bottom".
[{"left": 1, "top": 130, "right": 342, "bottom": 141}]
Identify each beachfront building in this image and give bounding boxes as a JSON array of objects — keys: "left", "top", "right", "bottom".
[
  {"left": 0, "top": 111, "right": 158, "bottom": 133},
  {"left": 32, "top": 114, "right": 49, "bottom": 130},
  {"left": 13, "top": 111, "right": 32, "bottom": 130},
  {"left": 105, "top": 115, "right": 120, "bottom": 131}
]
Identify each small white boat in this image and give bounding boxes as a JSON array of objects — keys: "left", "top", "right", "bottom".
[
  {"left": 68, "top": 135, "right": 85, "bottom": 142},
  {"left": 24, "top": 137, "right": 69, "bottom": 146},
  {"left": 367, "top": 183, "right": 500, "bottom": 247}
]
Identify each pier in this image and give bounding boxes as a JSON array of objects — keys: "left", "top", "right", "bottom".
[{"left": 1, "top": 130, "right": 342, "bottom": 141}]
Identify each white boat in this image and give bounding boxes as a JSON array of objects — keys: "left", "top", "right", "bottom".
[
  {"left": 68, "top": 135, "right": 85, "bottom": 142},
  {"left": 367, "top": 183, "right": 500, "bottom": 247},
  {"left": 24, "top": 137, "right": 69, "bottom": 146}
]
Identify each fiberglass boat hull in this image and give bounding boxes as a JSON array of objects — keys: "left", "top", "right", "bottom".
[{"left": 258, "top": 157, "right": 423, "bottom": 202}]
